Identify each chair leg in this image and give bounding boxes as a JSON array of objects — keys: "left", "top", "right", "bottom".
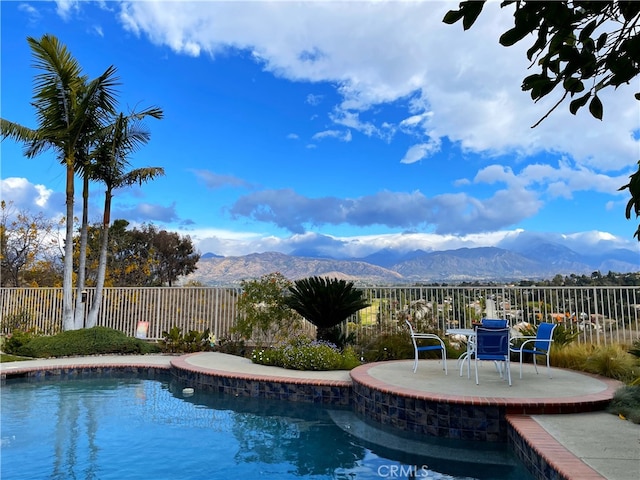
[
  {"left": 457, "top": 351, "right": 467, "bottom": 376},
  {"left": 505, "top": 359, "right": 512, "bottom": 386},
  {"left": 533, "top": 352, "right": 539, "bottom": 375},
  {"left": 546, "top": 354, "right": 552, "bottom": 379},
  {"left": 458, "top": 352, "right": 472, "bottom": 378},
  {"left": 442, "top": 349, "right": 448, "bottom": 375},
  {"left": 474, "top": 356, "right": 479, "bottom": 385},
  {"left": 519, "top": 351, "right": 524, "bottom": 379},
  {"left": 413, "top": 351, "right": 418, "bottom": 373}
]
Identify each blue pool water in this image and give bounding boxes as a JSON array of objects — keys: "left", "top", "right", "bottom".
[{"left": 1, "top": 374, "right": 534, "bottom": 480}]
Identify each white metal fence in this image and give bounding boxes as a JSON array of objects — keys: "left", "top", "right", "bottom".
[{"left": 1, "top": 286, "right": 639, "bottom": 345}]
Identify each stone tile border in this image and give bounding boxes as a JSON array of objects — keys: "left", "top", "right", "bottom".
[
  {"left": 0, "top": 362, "right": 170, "bottom": 380},
  {"left": 170, "top": 354, "right": 352, "bottom": 405}
]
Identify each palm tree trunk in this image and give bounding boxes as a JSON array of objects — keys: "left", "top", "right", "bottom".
[
  {"left": 87, "top": 189, "right": 112, "bottom": 328},
  {"left": 74, "top": 173, "right": 90, "bottom": 328},
  {"left": 62, "top": 159, "right": 76, "bottom": 331}
]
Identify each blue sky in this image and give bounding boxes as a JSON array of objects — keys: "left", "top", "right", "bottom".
[{"left": 2, "top": 0, "right": 639, "bottom": 259}]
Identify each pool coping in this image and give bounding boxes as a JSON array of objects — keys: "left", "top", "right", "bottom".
[{"left": 350, "top": 360, "right": 621, "bottom": 414}]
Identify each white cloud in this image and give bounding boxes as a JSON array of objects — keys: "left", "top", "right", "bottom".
[
  {"left": 0, "top": 177, "right": 60, "bottom": 214},
  {"left": 400, "top": 139, "right": 441, "bottom": 164},
  {"left": 55, "top": 0, "right": 80, "bottom": 20},
  {"left": 113, "top": 0, "right": 637, "bottom": 177},
  {"left": 312, "top": 129, "right": 352, "bottom": 142},
  {"left": 306, "top": 93, "right": 322, "bottom": 106},
  {"left": 187, "top": 228, "right": 639, "bottom": 259}
]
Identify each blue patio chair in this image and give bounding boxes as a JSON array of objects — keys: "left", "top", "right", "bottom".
[
  {"left": 510, "top": 322, "right": 557, "bottom": 379},
  {"left": 481, "top": 318, "right": 508, "bottom": 329},
  {"left": 474, "top": 327, "right": 511, "bottom": 386},
  {"left": 405, "top": 320, "right": 447, "bottom": 375},
  {"left": 457, "top": 319, "right": 506, "bottom": 378}
]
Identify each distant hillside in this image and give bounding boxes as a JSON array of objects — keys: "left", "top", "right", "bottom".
[
  {"left": 185, "top": 251, "right": 403, "bottom": 285},
  {"left": 181, "top": 244, "right": 639, "bottom": 285}
]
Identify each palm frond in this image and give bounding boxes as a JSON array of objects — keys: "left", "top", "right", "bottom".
[{"left": 285, "top": 276, "right": 370, "bottom": 330}]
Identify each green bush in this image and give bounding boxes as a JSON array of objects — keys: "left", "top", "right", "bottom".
[
  {"left": 0, "top": 309, "right": 33, "bottom": 335},
  {"left": 13, "top": 327, "right": 161, "bottom": 358},
  {"left": 252, "top": 336, "right": 361, "bottom": 371},
  {"left": 214, "top": 335, "right": 247, "bottom": 357},
  {"left": 161, "top": 326, "right": 213, "bottom": 353},
  {"left": 358, "top": 329, "right": 457, "bottom": 363},
  {"left": 551, "top": 324, "right": 581, "bottom": 347},
  {"left": 607, "top": 385, "right": 640, "bottom": 424},
  {"left": 233, "top": 273, "right": 303, "bottom": 347},
  {"left": 629, "top": 340, "right": 640, "bottom": 359},
  {"left": 3, "top": 330, "right": 38, "bottom": 355},
  {"left": 359, "top": 332, "right": 413, "bottom": 362}
]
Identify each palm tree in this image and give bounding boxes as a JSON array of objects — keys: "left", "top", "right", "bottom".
[
  {"left": 1, "top": 34, "right": 119, "bottom": 330},
  {"left": 285, "top": 276, "right": 370, "bottom": 342},
  {"left": 85, "top": 111, "right": 164, "bottom": 328}
]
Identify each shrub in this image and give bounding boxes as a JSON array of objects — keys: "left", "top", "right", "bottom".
[
  {"left": 583, "top": 344, "right": 639, "bottom": 382},
  {"left": 315, "top": 325, "right": 357, "bottom": 350},
  {"left": 233, "top": 273, "right": 304, "bottom": 347},
  {"left": 214, "top": 335, "right": 247, "bottom": 357},
  {"left": 551, "top": 342, "right": 639, "bottom": 383},
  {"left": 13, "top": 327, "right": 161, "bottom": 358},
  {"left": 552, "top": 323, "right": 581, "bottom": 347},
  {"left": 607, "top": 385, "right": 640, "bottom": 424},
  {"left": 161, "top": 326, "right": 213, "bottom": 353},
  {"left": 285, "top": 276, "right": 370, "bottom": 342},
  {"left": 629, "top": 339, "right": 640, "bottom": 359},
  {"left": 550, "top": 342, "right": 590, "bottom": 370},
  {"left": 0, "top": 309, "right": 33, "bottom": 335},
  {"left": 3, "top": 329, "right": 39, "bottom": 355},
  {"left": 359, "top": 332, "right": 413, "bottom": 362},
  {"left": 252, "top": 336, "right": 361, "bottom": 371}
]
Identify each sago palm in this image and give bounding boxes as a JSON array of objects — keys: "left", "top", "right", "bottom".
[{"left": 285, "top": 276, "right": 370, "bottom": 342}]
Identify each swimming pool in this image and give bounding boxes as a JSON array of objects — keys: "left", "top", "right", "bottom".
[{"left": 1, "top": 373, "right": 534, "bottom": 479}]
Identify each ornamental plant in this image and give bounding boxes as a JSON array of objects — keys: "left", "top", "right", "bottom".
[
  {"left": 251, "top": 336, "right": 361, "bottom": 371},
  {"left": 232, "top": 272, "right": 303, "bottom": 347},
  {"left": 284, "top": 276, "right": 370, "bottom": 343}
]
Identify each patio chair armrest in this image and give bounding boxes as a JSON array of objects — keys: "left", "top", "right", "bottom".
[
  {"left": 509, "top": 337, "right": 537, "bottom": 351},
  {"left": 511, "top": 334, "right": 536, "bottom": 340}
]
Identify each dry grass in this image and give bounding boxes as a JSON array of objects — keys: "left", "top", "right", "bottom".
[{"left": 551, "top": 342, "right": 640, "bottom": 383}]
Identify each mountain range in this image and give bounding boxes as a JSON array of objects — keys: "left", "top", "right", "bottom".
[{"left": 184, "top": 238, "right": 639, "bottom": 285}]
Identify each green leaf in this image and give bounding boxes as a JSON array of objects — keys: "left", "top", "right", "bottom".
[
  {"left": 619, "top": 1, "right": 640, "bottom": 21},
  {"left": 500, "top": 26, "right": 531, "bottom": 46},
  {"left": 569, "top": 92, "right": 590, "bottom": 115},
  {"left": 547, "top": 58, "right": 561, "bottom": 74},
  {"left": 589, "top": 95, "right": 603, "bottom": 120},
  {"left": 563, "top": 77, "right": 585, "bottom": 94},
  {"left": 579, "top": 19, "right": 598, "bottom": 43},
  {"left": 596, "top": 32, "right": 608, "bottom": 51},
  {"left": 442, "top": 9, "right": 464, "bottom": 25},
  {"left": 526, "top": 24, "right": 548, "bottom": 61},
  {"left": 462, "top": 1, "right": 486, "bottom": 30},
  {"left": 443, "top": 1, "right": 486, "bottom": 30},
  {"left": 635, "top": 93, "right": 640, "bottom": 101}
]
